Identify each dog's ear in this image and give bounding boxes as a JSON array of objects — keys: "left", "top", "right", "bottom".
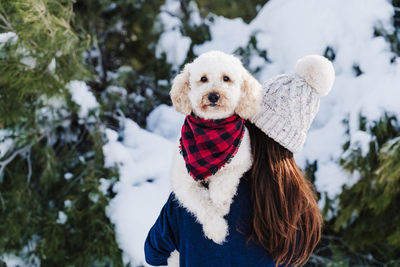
[
  {"left": 235, "top": 70, "right": 262, "bottom": 119},
  {"left": 170, "top": 63, "right": 192, "bottom": 115}
]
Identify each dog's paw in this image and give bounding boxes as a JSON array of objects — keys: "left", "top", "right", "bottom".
[
  {"left": 167, "top": 250, "right": 180, "bottom": 267},
  {"left": 202, "top": 216, "right": 228, "bottom": 244}
]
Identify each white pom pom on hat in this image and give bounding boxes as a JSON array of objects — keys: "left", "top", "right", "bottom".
[{"left": 295, "top": 54, "right": 335, "bottom": 96}]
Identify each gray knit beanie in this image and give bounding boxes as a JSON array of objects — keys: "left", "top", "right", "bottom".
[{"left": 250, "top": 55, "right": 335, "bottom": 153}]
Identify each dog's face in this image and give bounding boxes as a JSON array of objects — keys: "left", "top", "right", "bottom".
[
  {"left": 170, "top": 51, "right": 261, "bottom": 120},
  {"left": 187, "top": 53, "right": 244, "bottom": 119}
]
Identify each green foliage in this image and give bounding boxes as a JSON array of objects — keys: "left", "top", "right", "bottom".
[
  {"left": 0, "top": 0, "right": 87, "bottom": 126},
  {"left": 1, "top": 0, "right": 398, "bottom": 265},
  {"left": 71, "top": 0, "right": 270, "bottom": 127},
  {"left": 0, "top": 0, "right": 122, "bottom": 265},
  {"left": 0, "top": 0, "right": 273, "bottom": 264},
  {"left": 1, "top": 127, "right": 122, "bottom": 266},
  {"left": 304, "top": 113, "right": 400, "bottom": 267},
  {"left": 334, "top": 113, "right": 400, "bottom": 264},
  {"left": 234, "top": 33, "right": 270, "bottom": 75},
  {"left": 73, "top": 0, "right": 173, "bottom": 127},
  {"left": 173, "top": 0, "right": 211, "bottom": 64},
  {"left": 195, "top": 0, "right": 269, "bottom": 23},
  {"left": 374, "top": 1, "right": 400, "bottom": 58},
  {"left": 323, "top": 46, "right": 336, "bottom": 62}
]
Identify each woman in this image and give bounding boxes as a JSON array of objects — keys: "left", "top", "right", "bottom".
[{"left": 145, "top": 55, "right": 334, "bottom": 266}]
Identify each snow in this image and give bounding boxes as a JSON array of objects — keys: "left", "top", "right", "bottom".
[
  {"left": 106, "top": 85, "right": 127, "bottom": 97},
  {"left": 349, "top": 130, "right": 373, "bottom": 157},
  {"left": 89, "top": 192, "right": 99, "bottom": 203},
  {"left": 194, "top": 16, "right": 251, "bottom": 55},
  {"left": 381, "top": 136, "right": 400, "bottom": 153},
  {"left": 20, "top": 56, "right": 37, "bottom": 69},
  {"left": 103, "top": 119, "right": 174, "bottom": 265},
  {"left": 0, "top": 32, "right": 17, "bottom": 43},
  {"left": 192, "top": 0, "right": 399, "bottom": 199},
  {"left": 48, "top": 58, "right": 56, "bottom": 73},
  {"left": 56, "top": 211, "right": 68, "bottom": 224},
  {"left": 99, "top": 177, "right": 115, "bottom": 195},
  {"left": 146, "top": 104, "right": 185, "bottom": 141},
  {"left": 66, "top": 80, "right": 99, "bottom": 119},
  {"left": 156, "top": 0, "right": 192, "bottom": 67},
  {"left": 103, "top": 119, "right": 174, "bottom": 188},
  {"left": 0, "top": 130, "right": 13, "bottom": 159},
  {"left": 117, "top": 66, "right": 133, "bottom": 73},
  {"left": 157, "top": 30, "right": 191, "bottom": 67},
  {"left": 64, "top": 200, "right": 73, "bottom": 209},
  {"left": 103, "top": 0, "right": 400, "bottom": 265},
  {"left": 128, "top": 93, "right": 145, "bottom": 104},
  {"left": 0, "top": 236, "right": 40, "bottom": 266},
  {"left": 157, "top": 79, "right": 169, "bottom": 86},
  {"left": 0, "top": 254, "right": 25, "bottom": 267},
  {"left": 64, "top": 172, "right": 73, "bottom": 180}
]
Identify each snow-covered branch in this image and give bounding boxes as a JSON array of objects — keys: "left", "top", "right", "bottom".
[{"left": 0, "top": 145, "right": 31, "bottom": 182}]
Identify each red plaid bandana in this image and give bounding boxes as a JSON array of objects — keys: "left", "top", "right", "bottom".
[{"left": 179, "top": 114, "right": 245, "bottom": 181}]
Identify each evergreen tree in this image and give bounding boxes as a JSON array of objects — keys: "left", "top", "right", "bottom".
[
  {"left": 334, "top": 113, "right": 400, "bottom": 265},
  {"left": 195, "top": 0, "right": 269, "bottom": 23},
  {"left": 73, "top": 0, "right": 173, "bottom": 127},
  {"left": 306, "top": 114, "right": 400, "bottom": 267},
  {"left": 0, "top": 0, "right": 122, "bottom": 265},
  {"left": 374, "top": 0, "right": 400, "bottom": 58},
  {"left": 71, "top": 0, "right": 269, "bottom": 128}
]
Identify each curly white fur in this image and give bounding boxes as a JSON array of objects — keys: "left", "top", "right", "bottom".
[
  {"left": 170, "top": 50, "right": 261, "bottom": 120},
  {"left": 167, "top": 250, "right": 180, "bottom": 267},
  {"left": 170, "top": 129, "right": 252, "bottom": 243},
  {"left": 167, "top": 51, "right": 260, "bottom": 266},
  {"left": 167, "top": 132, "right": 252, "bottom": 267}
]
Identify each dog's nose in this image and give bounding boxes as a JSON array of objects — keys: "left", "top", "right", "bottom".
[{"left": 208, "top": 92, "right": 220, "bottom": 103}]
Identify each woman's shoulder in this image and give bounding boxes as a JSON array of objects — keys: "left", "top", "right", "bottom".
[
  {"left": 165, "top": 192, "right": 194, "bottom": 222},
  {"left": 164, "top": 192, "right": 184, "bottom": 213}
]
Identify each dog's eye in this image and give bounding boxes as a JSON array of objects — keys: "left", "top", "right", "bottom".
[
  {"left": 223, "top": 76, "right": 230, "bottom": 82},
  {"left": 200, "top": 76, "right": 208, "bottom": 82}
]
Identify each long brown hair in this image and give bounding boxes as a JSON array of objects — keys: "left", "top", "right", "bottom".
[{"left": 246, "top": 121, "right": 322, "bottom": 266}]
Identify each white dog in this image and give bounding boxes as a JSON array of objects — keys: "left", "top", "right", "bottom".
[{"left": 169, "top": 50, "right": 261, "bottom": 254}]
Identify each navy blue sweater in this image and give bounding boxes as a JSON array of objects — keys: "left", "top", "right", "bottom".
[{"left": 145, "top": 177, "right": 289, "bottom": 266}]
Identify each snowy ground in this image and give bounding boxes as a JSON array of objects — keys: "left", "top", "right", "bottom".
[
  {"left": 103, "top": 106, "right": 184, "bottom": 265},
  {"left": 102, "top": 0, "right": 400, "bottom": 265}
]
